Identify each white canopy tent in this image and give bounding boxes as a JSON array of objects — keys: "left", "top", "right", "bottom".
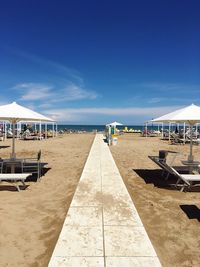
[
  {"left": 0, "top": 102, "right": 54, "bottom": 158},
  {"left": 152, "top": 104, "right": 200, "bottom": 162},
  {"left": 106, "top": 121, "right": 123, "bottom": 127}
]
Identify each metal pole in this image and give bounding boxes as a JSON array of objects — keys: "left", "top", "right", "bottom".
[
  {"left": 188, "top": 124, "right": 193, "bottom": 162},
  {"left": 45, "top": 123, "right": 47, "bottom": 139},
  {"left": 2, "top": 121, "right": 4, "bottom": 141},
  {"left": 12, "top": 121, "right": 16, "bottom": 159},
  {"left": 52, "top": 122, "right": 54, "bottom": 137},
  {"left": 56, "top": 123, "right": 58, "bottom": 136},
  {"left": 169, "top": 123, "right": 171, "bottom": 141},
  {"left": 162, "top": 122, "right": 164, "bottom": 139},
  {"left": 145, "top": 122, "right": 147, "bottom": 138},
  {"left": 39, "top": 121, "right": 42, "bottom": 140},
  {"left": 4, "top": 122, "right": 7, "bottom": 140},
  {"left": 196, "top": 124, "right": 198, "bottom": 138},
  {"left": 183, "top": 122, "right": 186, "bottom": 143}
]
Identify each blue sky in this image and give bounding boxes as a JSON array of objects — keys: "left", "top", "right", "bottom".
[{"left": 0, "top": 0, "right": 200, "bottom": 124}]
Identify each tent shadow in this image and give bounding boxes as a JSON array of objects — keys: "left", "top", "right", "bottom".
[{"left": 180, "top": 205, "right": 200, "bottom": 222}]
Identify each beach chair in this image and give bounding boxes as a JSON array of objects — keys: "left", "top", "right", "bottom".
[
  {"left": 166, "top": 165, "right": 200, "bottom": 192},
  {"left": 170, "top": 133, "right": 185, "bottom": 145},
  {"left": 0, "top": 173, "right": 31, "bottom": 191},
  {"left": 148, "top": 155, "right": 174, "bottom": 180},
  {"left": 0, "top": 161, "right": 3, "bottom": 173},
  {"left": 22, "top": 150, "right": 41, "bottom": 181},
  {"left": 148, "top": 150, "right": 187, "bottom": 180}
]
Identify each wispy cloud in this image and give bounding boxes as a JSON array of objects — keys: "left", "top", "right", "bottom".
[
  {"left": 14, "top": 83, "right": 53, "bottom": 101},
  {"left": 8, "top": 47, "right": 84, "bottom": 84},
  {"left": 13, "top": 82, "right": 99, "bottom": 103},
  {"left": 58, "top": 84, "right": 99, "bottom": 101},
  {"left": 8, "top": 49, "right": 100, "bottom": 104},
  {"left": 139, "top": 82, "right": 200, "bottom": 93},
  {"left": 147, "top": 97, "right": 164, "bottom": 104},
  {"left": 44, "top": 105, "right": 182, "bottom": 122}
]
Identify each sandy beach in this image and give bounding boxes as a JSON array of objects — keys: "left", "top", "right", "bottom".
[
  {"left": 110, "top": 134, "right": 200, "bottom": 267},
  {"left": 0, "top": 133, "right": 94, "bottom": 267},
  {"left": 0, "top": 132, "right": 199, "bottom": 267}
]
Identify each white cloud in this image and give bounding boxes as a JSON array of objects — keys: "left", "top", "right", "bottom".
[
  {"left": 13, "top": 82, "right": 99, "bottom": 103},
  {"left": 148, "top": 97, "right": 164, "bottom": 104},
  {"left": 44, "top": 105, "right": 182, "bottom": 122},
  {"left": 140, "top": 82, "right": 200, "bottom": 93},
  {"left": 9, "top": 48, "right": 84, "bottom": 84},
  {"left": 60, "top": 84, "right": 98, "bottom": 101},
  {"left": 14, "top": 83, "right": 53, "bottom": 101}
]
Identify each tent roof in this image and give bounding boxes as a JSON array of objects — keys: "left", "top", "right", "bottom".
[
  {"left": 106, "top": 121, "right": 123, "bottom": 126},
  {"left": 0, "top": 102, "right": 54, "bottom": 122},
  {"left": 152, "top": 104, "right": 200, "bottom": 125}
]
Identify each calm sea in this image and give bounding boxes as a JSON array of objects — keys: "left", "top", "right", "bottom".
[{"left": 56, "top": 124, "right": 181, "bottom": 132}]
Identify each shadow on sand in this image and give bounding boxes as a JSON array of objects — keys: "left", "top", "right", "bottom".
[
  {"left": 133, "top": 168, "right": 177, "bottom": 190},
  {"left": 180, "top": 205, "right": 200, "bottom": 222},
  {"left": 0, "top": 166, "right": 51, "bottom": 192},
  {"left": 0, "top": 145, "right": 10, "bottom": 149},
  {"left": 133, "top": 168, "right": 200, "bottom": 192},
  {"left": 103, "top": 137, "right": 108, "bottom": 144}
]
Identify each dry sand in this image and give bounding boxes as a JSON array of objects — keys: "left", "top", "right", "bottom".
[
  {"left": 1, "top": 133, "right": 199, "bottom": 267},
  {"left": 0, "top": 133, "right": 94, "bottom": 267},
  {"left": 110, "top": 134, "right": 200, "bottom": 267}
]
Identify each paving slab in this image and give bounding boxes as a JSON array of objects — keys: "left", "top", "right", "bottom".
[
  {"left": 48, "top": 134, "right": 162, "bottom": 267},
  {"left": 53, "top": 226, "right": 103, "bottom": 257},
  {"left": 106, "top": 257, "right": 162, "bottom": 267},
  {"left": 50, "top": 257, "right": 104, "bottom": 267}
]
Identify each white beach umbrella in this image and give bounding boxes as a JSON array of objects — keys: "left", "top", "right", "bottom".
[
  {"left": 106, "top": 121, "right": 123, "bottom": 127},
  {"left": 0, "top": 102, "right": 54, "bottom": 158},
  {"left": 152, "top": 104, "right": 200, "bottom": 161}
]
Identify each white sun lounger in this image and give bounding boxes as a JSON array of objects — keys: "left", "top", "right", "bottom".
[
  {"left": 168, "top": 166, "right": 200, "bottom": 192},
  {"left": 0, "top": 173, "right": 31, "bottom": 191}
]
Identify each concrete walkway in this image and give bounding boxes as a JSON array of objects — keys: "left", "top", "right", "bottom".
[{"left": 48, "top": 134, "right": 162, "bottom": 267}]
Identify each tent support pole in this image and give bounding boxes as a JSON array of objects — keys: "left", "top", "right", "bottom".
[
  {"left": 196, "top": 124, "right": 198, "bottom": 138},
  {"left": 188, "top": 124, "right": 193, "bottom": 162},
  {"left": 45, "top": 123, "right": 47, "bottom": 139},
  {"left": 183, "top": 122, "right": 186, "bottom": 143},
  {"left": 12, "top": 121, "right": 16, "bottom": 159},
  {"left": 145, "top": 123, "right": 147, "bottom": 138},
  {"left": 169, "top": 123, "right": 171, "bottom": 141},
  {"left": 39, "top": 121, "right": 42, "bottom": 140}
]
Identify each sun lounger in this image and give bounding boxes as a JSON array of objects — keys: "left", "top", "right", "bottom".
[
  {"left": 148, "top": 155, "right": 175, "bottom": 180},
  {"left": 22, "top": 150, "right": 42, "bottom": 181},
  {"left": 170, "top": 133, "right": 185, "bottom": 144},
  {"left": 148, "top": 150, "right": 188, "bottom": 180},
  {"left": 166, "top": 165, "right": 200, "bottom": 192},
  {"left": 0, "top": 173, "right": 31, "bottom": 191},
  {"left": 148, "top": 156, "right": 200, "bottom": 191}
]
